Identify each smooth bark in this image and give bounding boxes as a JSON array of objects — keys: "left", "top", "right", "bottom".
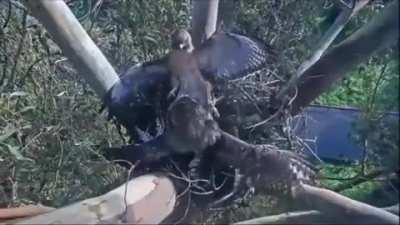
[
  {"left": 277, "top": 0, "right": 369, "bottom": 101},
  {"left": 292, "top": 183, "right": 399, "bottom": 224},
  {"left": 12, "top": 175, "right": 176, "bottom": 224},
  {"left": 191, "top": 0, "right": 219, "bottom": 47},
  {"left": 290, "top": 0, "right": 399, "bottom": 114},
  {"left": 24, "top": 0, "right": 119, "bottom": 98}
]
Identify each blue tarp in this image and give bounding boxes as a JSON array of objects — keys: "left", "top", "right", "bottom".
[{"left": 292, "top": 105, "right": 399, "bottom": 162}]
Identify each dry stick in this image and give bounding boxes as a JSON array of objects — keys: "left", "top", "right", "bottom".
[
  {"left": 24, "top": 0, "right": 119, "bottom": 98},
  {"left": 276, "top": 0, "right": 369, "bottom": 101}
]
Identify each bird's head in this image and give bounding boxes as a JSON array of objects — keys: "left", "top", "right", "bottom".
[{"left": 171, "top": 29, "right": 194, "bottom": 52}]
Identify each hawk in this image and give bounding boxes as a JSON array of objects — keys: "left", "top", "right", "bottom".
[{"left": 103, "top": 29, "right": 267, "bottom": 143}]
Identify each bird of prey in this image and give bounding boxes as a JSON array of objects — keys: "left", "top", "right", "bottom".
[{"left": 103, "top": 29, "right": 267, "bottom": 143}]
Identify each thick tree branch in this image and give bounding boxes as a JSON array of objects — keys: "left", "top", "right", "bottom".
[
  {"left": 277, "top": 0, "right": 369, "bottom": 101},
  {"left": 234, "top": 210, "right": 325, "bottom": 224},
  {"left": 191, "top": 0, "right": 219, "bottom": 47},
  {"left": 293, "top": 183, "right": 399, "bottom": 224},
  {"left": 289, "top": 0, "right": 398, "bottom": 114},
  {"left": 234, "top": 204, "right": 399, "bottom": 225},
  {"left": 12, "top": 175, "right": 176, "bottom": 224},
  {"left": 384, "top": 204, "right": 399, "bottom": 215},
  {"left": 0, "top": 205, "right": 54, "bottom": 223},
  {"left": 24, "top": 0, "right": 119, "bottom": 98}
]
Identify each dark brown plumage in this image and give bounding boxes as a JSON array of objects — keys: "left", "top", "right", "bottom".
[
  {"left": 168, "top": 29, "right": 217, "bottom": 118},
  {"left": 104, "top": 29, "right": 268, "bottom": 143}
]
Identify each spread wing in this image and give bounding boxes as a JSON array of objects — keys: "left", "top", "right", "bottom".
[
  {"left": 195, "top": 32, "right": 267, "bottom": 81},
  {"left": 103, "top": 59, "right": 170, "bottom": 142}
]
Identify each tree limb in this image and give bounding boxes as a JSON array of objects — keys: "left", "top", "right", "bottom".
[
  {"left": 191, "top": 0, "right": 219, "bottom": 47},
  {"left": 384, "top": 204, "right": 399, "bottom": 215},
  {"left": 289, "top": 0, "right": 399, "bottom": 114},
  {"left": 292, "top": 183, "right": 399, "bottom": 224},
  {"left": 24, "top": 0, "right": 119, "bottom": 98},
  {"left": 0, "top": 205, "right": 55, "bottom": 223},
  {"left": 234, "top": 210, "right": 325, "bottom": 224},
  {"left": 234, "top": 204, "right": 399, "bottom": 225},
  {"left": 11, "top": 174, "right": 176, "bottom": 224},
  {"left": 277, "top": 0, "right": 369, "bottom": 101}
]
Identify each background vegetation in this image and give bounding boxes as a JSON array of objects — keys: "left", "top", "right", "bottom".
[{"left": 0, "top": 0, "right": 398, "bottom": 222}]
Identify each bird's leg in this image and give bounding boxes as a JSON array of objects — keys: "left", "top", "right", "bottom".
[
  {"left": 206, "top": 81, "right": 220, "bottom": 119},
  {"left": 188, "top": 152, "right": 202, "bottom": 183},
  {"left": 167, "top": 86, "right": 179, "bottom": 100},
  {"left": 167, "top": 76, "right": 180, "bottom": 101},
  {"left": 210, "top": 98, "right": 220, "bottom": 119},
  {"left": 134, "top": 126, "right": 153, "bottom": 143},
  {"left": 210, "top": 168, "right": 245, "bottom": 207}
]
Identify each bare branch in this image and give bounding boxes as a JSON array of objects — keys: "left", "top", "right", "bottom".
[
  {"left": 234, "top": 204, "right": 399, "bottom": 224},
  {"left": 293, "top": 183, "right": 399, "bottom": 224},
  {"left": 234, "top": 210, "right": 324, "bottom": 224}
]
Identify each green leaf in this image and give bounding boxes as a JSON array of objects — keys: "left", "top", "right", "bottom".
[
  {"left": 0, "top": 128, "right": 17, "bottom": 143},
  {"left": 9, "top": 91, "right": 28, "bottom": 98},
  {"left": 5, "top": 144, "right": 34, "bottom": 162}
]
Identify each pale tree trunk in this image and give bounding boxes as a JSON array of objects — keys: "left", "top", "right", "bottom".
[
  {"left": 24, "top": 0, "right": 119, "bottom": 98},
  {"left": 191, "top": 0, "right": 220, "bottom": 47},
  {"left": 9, "top": 175, "right": 176, "bottom": 224},
  {"left": 289, "top": 0, "right": 399, "bottom": 114}
]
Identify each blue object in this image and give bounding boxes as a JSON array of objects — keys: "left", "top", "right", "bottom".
[{"left": 291, "top": 105, "right": 399, "bottom": 162}]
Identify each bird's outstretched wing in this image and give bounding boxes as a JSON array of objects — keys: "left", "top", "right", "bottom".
[
  {"left": 195, "top": 32, "right": 267, "bottom": 81},
  {"left": 103, "top": 59, "right": 170, "bottom": 142}
]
